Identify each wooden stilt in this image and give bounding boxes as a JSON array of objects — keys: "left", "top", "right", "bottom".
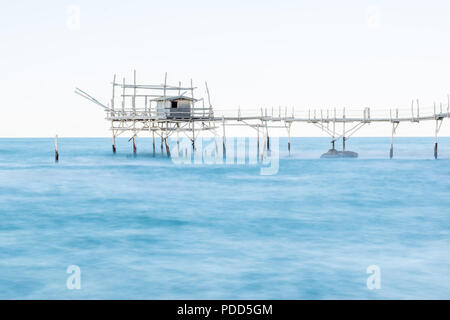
[
  {"left": 261, "top": 125, "right": 266, "bottom": 162},
  {"left": 257, "top": 124, "right": 260, "bottom": 160},
  {"left": 192, "top": 121, "right": 195, "bottom": 151},
  {"left": 435, "top": 119, "right": 439, "bottom": 159},
  {"left": 390, "top": 122, "right": 398, "bottom": 159},
  {"left": 332, "top": 108, "right": 336, "bottom": 149},
  {"left": 287, "top": 123, "right": 291, "bottom": 155},
  {"left": 55, "top": 134, "right": 59, "bottom": 162},
  {"left": 133, "top": 135, "right": 136, "bottom": 154},
  {"left": 342, "top": 108, "right": 346, "bottom": 151},
  {"left": 152, "top": 130, "right": 156, "bottom": 156},
  {"left": 434, "top": 142, "right": 438, "bottom": 159},
  {"left": 177, "top": 124, "right": 180, "bottom": 157},
  {"left": 165, "top": 137, "right": 171, "bottom": 157},
  {"left": 160, "top": 135, "right": 164, "bottom": 154},
  {"left": 222, "top": 116, "right": 226, "bottom": 159},
  {"left": 111, "top": 118, "right": 116, "bottom": 153},
  {"left": 112, "top": 134, "right": 116, "bottom": 153}
]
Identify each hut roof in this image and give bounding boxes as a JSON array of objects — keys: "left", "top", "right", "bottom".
[{"left": 155, "top": 95, "right": 197, "bottom": 102}]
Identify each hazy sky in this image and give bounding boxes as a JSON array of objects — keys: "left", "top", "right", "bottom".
[{"left": 1, "top": 0, "right": 450, "bottom": 137}]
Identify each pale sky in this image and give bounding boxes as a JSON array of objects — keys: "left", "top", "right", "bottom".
[{"left": 1, "top": 0, "right": 450, "bottom": 137}]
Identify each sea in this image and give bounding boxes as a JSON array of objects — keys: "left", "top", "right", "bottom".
[{"left": 0, "top": 137, "right": 449, "bottom": 299}]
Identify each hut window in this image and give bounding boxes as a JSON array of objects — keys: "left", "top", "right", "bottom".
[{"left": 171, "top": 101, "right": 178, "bottom": 109}]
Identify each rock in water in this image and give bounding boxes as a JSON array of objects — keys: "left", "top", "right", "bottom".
[{"left": 320, "top": 149, "right": 358, "bottom": 158}]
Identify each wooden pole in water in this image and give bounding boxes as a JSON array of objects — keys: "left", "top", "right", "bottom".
[
  {"left": 435, "top": 119, "right": 439, "bottom": 159},
  {"left": 133, "top": 135, "right": 137, "bottom": 154},
  {"left": 266, "top": 122, "right": 270, "bottom": 151},
  {"left": 111, "top": 75, "right": 116, "bottom": 153},
  {"left": 112, "top": 131, "right": 116, "bottom": 153},
  {"left": 55, "top": 134, "right": 59, "bottom": 162},
  {"left": 261, "top": 124, "right": 267, "bottom": 161},
  {"left": 111, "top": 119, "right": 116, "bottom": 153},
  {"left": 390, "top": 122, "right": 399, "bottom": 159},
  {"left": 434, "top": 104, "right": 438, "bottom": 159},
  {"left": 342, "top": 108, "right": 346, "bottom": 151},
  {"left": 152, "top": 130, "right": 156, "bottom": 156},
  {"left": 257, "top": 124, "right": 260, "bottom": 160},
  {"left": 165, "top": 137, "right": 171, "bottom": 158},
  {"left": 287, "top": 123, "right": 291, "bottom": 155},
  {"left": 390, "top": 123, "right": 395, "bottom": 159},
  {"left": 161, "top": 135, "right": 164, "bottom": 154},
  {"left": 222, "top": 116, "right": 226, "bottom": 159},
  {"left": 332, "top": 108, "right": 336, "bottom": 149},
  {"left": 177, "top": 124, "right": 180, "bottom": 157},
  {"left": 192, "top": 121, "right": 195, "bottom": 151}
]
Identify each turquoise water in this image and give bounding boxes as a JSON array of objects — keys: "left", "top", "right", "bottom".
[{"left": 0, "top": 137, "right": 449, "bottom": 299}]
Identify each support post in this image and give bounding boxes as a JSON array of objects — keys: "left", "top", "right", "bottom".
[
  {"left": 165, "top": 137, "right": 171, "bottom": 158},
  {"left": 133, "top": 135, "right": 136, "bottom": 154},
  {"left": 112, "top": 132, "right": 116, "bottom": 153},
  {"left": 55, "top": 134, "right": 59, "bottom": 162},
  {"left": 434, "top": 119, "right": 442, "bottom": 159},
  {"left": 266, "top": 123, "right": 270, "bottom": 151},
  {"left": 111, "top": 120, "right": 116, "bottom": 153},
  {"left": 287, "top": 123, "right": 291, "bottom": 155},
  {"left": 332, "top": 108, "right": 336, "bottom": 150},
  {"left": 177, "top": 124, "right": 180, "bottom": 156},
  {"left": 152, "top": 130, "right": 155, "bottom": 157},
  {"left": 434, "top": 140, "right": 438, "bottom": 159},
  {"left": 192, "top": 121, "right": 195, "bottom": 151},
  {"left": 257, "top": 124, "right": 260, "bottom": 160},
  {"left": 342, "top": 108, "right": 346, "bottom": 151},
  {"left": 161, "top": 135, "right": 164, "bottom": 154},
  {"left": 390, "top": 122, "right": 399, "bottom": 159},
  {"left": 261, "top": 123, "right": 267, "bottom": 161},
  {"left": 222, "top": 116, "right": 226, "bottom": 159}
]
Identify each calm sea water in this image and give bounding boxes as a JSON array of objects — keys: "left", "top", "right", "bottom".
[{"left": 0, "top": 137, "right": 449, "bottom": 299}]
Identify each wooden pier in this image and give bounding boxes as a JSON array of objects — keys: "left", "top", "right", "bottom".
[{"left": 75, "top": 71, "right": 449, "bottom": 159}]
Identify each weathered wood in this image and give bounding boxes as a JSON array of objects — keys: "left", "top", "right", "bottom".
[
  {"left": 152, "top": 130, "right": 156, "bottom": 156},
  {"left": 55, "top": 135, "right": 59, "bottom": 162},
  {"left": 165, "top": 137, "right": 171, "bottom": 157},
  {"left": 222, "top": 116, "right": 226, "bottom": 159}
]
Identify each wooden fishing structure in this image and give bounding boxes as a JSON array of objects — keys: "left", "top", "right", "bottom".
[{"left": 75, "top": 71, "right": 450, "bottom": 159}]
